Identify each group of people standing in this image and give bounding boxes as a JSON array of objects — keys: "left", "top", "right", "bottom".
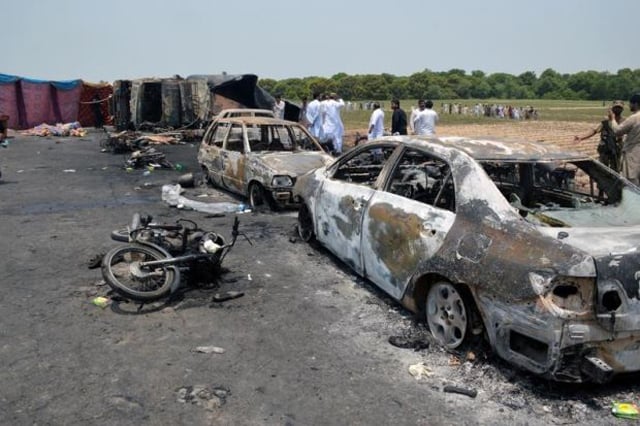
[
  {"left": 366, "top": 99, "right": 439, "bottom": 140},
  {"left": 301, "top": 92, "right": 346, "bottom": 155},
  {"left": 292, "top": 93, "right": 440, "bottom": 155}
]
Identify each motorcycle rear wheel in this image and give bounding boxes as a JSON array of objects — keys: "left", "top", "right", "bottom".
[{"left": 101, "top": 244, "right": 179, "bottom": 302}]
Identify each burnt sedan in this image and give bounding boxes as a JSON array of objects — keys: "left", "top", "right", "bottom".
[
  {"left": 198, "top": 117, "right": 333, "bottom": 210},
  {"left": 293, "top": 135, "right": 640, "bottom": 383}
]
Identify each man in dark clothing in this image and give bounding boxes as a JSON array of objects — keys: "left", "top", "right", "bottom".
[
  {"left": 390, "top": 99, "right": 407, "bottom": 135},
  {"left": 574, "top": 100, "right": 625, "bottom": 170}
]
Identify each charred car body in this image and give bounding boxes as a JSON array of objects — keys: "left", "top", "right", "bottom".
[
  {"left": 198, "top": 116, "right": 333, "bottom": 210},
  {"left": 294, "top": 135, "right": 640, "bottom": 383}
]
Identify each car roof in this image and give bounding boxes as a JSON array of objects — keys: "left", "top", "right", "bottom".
[
  {"left": 389, "top": 135, "right": 591, "bottom": 162},
  {"left": 216, "top": 116, "right": 301, "bottom": 126},
  {"left": 218, "top": 108, "right": 274, "bottom": 115}
]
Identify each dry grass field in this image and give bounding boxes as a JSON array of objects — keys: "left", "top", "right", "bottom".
[
  {"left": 340, "top": 99, "right": 614, "bottom": 157},
  {"left": 344, "top": 120, "right": 599, "bottom": 156}
]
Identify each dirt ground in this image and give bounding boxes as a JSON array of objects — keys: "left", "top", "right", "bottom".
[
  {"left": 0, "top": 129, "right": 636, "bottom": 425},
  {"left": 345, "top": 120, "right": 600, "bottom": 157}
]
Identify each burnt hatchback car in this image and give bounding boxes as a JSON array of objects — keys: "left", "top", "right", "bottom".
[
  {"left": 198, "top": 116, "right": 333, "bottom": 210},
  {"left": 293, "top": 135, "right": 640, "bottom": 383}
]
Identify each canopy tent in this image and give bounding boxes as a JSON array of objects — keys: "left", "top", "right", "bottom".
[
  {"left": 0, "top": 74, "right": 82, "bottom": 129},
  {"left": 78, "top": 82, "right": 113, "bottom": 128}
]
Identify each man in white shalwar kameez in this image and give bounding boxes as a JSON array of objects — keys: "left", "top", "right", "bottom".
[
  {"left": 321, "top": 93, "right": 345, "bottom": 155},
  {"left": 305, "top": 92, "right": 323, "bottom": 140}
]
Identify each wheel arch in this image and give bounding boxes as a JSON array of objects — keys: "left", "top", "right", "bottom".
[{"left": 402, "top": 273, "right": 483, "bottom": 326}]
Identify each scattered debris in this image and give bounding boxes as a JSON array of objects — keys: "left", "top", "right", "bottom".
[
  {"left": 612, "top": 402, "right": 639, "bottom": 419},
  {"left": 125, "top": 147, "right": 172, "bottom": 169},
  {"left": 162, "top": 184, "right": 245, "bottom": 214},
  {"left": 192, "top": 346, "right": 226, "bottom": 354},
  {"left": 87, "top": 253, "right": 105, "bottom": 269},
  {"left": 91, "top": 296, "right": 111, "bottom": 309},
  {"left": 22, "top": 121, "right": 86, "bottom": 137},
  {"left": 388, "top": 335, "right": 430, "bottom": 351},
  {"left": 177, "top": 173, "right": 195, "bottom": 188},
  {"left": 176, "top": 385, "right": 230, "bottom": 411},
  {"left": 211, "top": 291, "right": 244, "bottom": 303},
  {"left": 408, "top": 362, "right": 433, "bottom": 380},
  {"left": 247, "top": 274, "right": 252, "bottom": 281},
  {"left": 101, "top": 130, "right": 180, "bottom": 154},
  {"left": 443, "top": 385, "right": 478, "bottom": 398}
]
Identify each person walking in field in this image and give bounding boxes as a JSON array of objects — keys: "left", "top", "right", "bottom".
[
  {"left": 574, "top": 100, "right": 625, "bottom": 171},
  {"left": 305, "top": 92, "right": 323, "bottom": 139},
  {"left": 390, "top": 99, "right": 407, "bottom": 135},
  {"left": 273, "top": 94, "right": 285, "bottom": 120},
  {"left": 611, "top": 94, "right": 640, "bottom": 185},
  {"left": 412, "top": 99, "right": 439, "bottom": 136},
  {"left": 368, "top": 102, "right": 385, "bottom": 140},
  {"left": 322, "top": 93, "right": 345, "bottom": 155}
]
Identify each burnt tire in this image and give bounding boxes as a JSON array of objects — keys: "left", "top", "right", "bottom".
[
  {"left": 101, "top": 244, "right": 179, "bottom": 302},
  {"left": 110, "top": 228, "right": 130, "bottom": 242},
  {"left": 297, "top": 203, "right": 315, "bottom": 242},
  {"left": 249, "top": 182, "right": 272, "bottom": 211},
  {"left": 425, "top": 281, "right": 473, "bottom": 350}
]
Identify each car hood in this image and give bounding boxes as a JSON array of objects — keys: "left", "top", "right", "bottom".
[
  {"left": 538, "top": 225, "right": 640, "bottom": 330},
  {"left": 250, "top": 152, "right": 333, "bottom": 177}
]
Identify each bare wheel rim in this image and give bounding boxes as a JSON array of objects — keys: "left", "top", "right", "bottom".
[
  {"left": 297, "top": 204, "right": 313, "bottom": 241},
  {"left": 249, "top": 183, "right": 265, "bottom": 208},
  {"left": 426, "top": 282, "right": 468, "bottom": 349},
  {"left": 102, "top": 245, "right": 175, "bottom": 301}
]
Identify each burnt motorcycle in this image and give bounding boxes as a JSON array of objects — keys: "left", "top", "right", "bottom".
[{"left": 102, "top": 213, "right": 248, "bottom": 302}]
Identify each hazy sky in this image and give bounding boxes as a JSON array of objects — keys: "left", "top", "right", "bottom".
[{"left": 4, "top": 0, "right": 639, "bottom": 82}]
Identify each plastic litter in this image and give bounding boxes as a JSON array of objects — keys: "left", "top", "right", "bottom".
[
  {"left": 63, "top": 169, "right": 76, "bottom": 173},
  {"left": 612, "top": 402, "right": 640, "bottom": 419},
  {"left": 408, "top": 362, "right": 433, "bottom": 379},
  {"left": 162, "top": 184, "right": 248, "bottom": 214},
  {"left": 192, "top": 346, "right": 226, "bottom": 354},
  {"left": 91, "top": 296, "right": 110, "bottom": 309}
]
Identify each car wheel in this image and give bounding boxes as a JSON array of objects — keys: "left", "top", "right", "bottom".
[
  {"left": 249, "top": 182, "right": 269, "bottom": 211},
  {"left": 297, "top": 203, "right": 315, "bottom": 242},
  {"left": 425, "top": 281, "right": 471, "bottom": 349}
]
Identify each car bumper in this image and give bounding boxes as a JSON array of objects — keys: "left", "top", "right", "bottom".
[
  {"left": 479, "top": 293, "right": 640, "bottom": 383},
  {"left": 268, "top": 188, "right": 299, "bottom": 207}
]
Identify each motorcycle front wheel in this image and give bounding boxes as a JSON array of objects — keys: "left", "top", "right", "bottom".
[{"left": 101, "top": 244, "right": 179, "bottom": 302}]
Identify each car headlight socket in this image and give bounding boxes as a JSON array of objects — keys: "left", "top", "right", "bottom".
[{"left": 272, "top": 175, "right": 293, "bottom": 187}]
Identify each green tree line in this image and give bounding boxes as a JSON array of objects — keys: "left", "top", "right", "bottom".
[{"left": 259, "top": 68, "right": 640, "bottom": 101}]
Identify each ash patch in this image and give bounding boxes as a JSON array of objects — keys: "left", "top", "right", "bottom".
[{"left": 176, "top": 385, "right": 231, "bottom": 411}]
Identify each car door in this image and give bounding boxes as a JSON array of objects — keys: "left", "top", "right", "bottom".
[
  {"left": 361, "top": 147, "right": 456, "bottom": 300},
  {"left": 221, "top": 123, "right": 248, "bottom": 194},
  {"left": 315, "top": 143, "right": 399, "bottom": 275},
  {"left": 199, "top": 122, "right": 230, "bottom": 186}
]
